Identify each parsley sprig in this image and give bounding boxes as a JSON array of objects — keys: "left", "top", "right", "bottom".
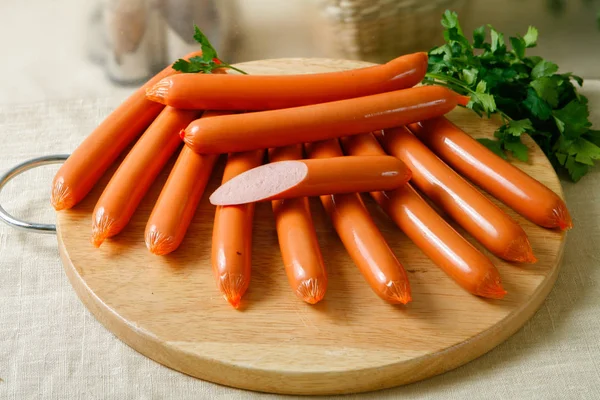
[
  {"left": 172, "top": 25, "right": 247, "bottom": 75},
  {"left": 424, "top": 10, "right": 600, "bottom": 182}
]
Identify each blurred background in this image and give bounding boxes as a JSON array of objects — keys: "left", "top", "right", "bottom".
[{"left": 1, "top": 0, "right": 599, "bottom": 105}]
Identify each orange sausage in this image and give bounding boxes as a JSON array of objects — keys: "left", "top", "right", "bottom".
[
  {"left": 50, "top": 51, "right": 202, "bottom": 211},
  {"left": 146, "top": 52, "right": 428, "bottom": 110},
  {"left": 209, "top": 155, "right": 411, "bottom": 205},
  {"left": 376, "top": 127, "right": 536, "bottom": 263},
  {"left": 145, "top": 112, "right": 226, "bottom": 255},
  {"left": 91, "top": 107, "right": 200, "bottom": 247},
  {"left": 268, "top": 145, "right": 327, "bottom": 304},
  {"left": 212, "top": 149, "right": 265, "bottom": 308},
  {"left": 304, "top": 139, "right": 411, "bottom": 304},
  {"left": 182, "top": 85, "right": 469, "bottom": 154},
  {"left": 408, "top": 117, "right": 572, "bottom": 230},
  {"left": 340, "top": 133, "right": 506, "bottom": 299}
]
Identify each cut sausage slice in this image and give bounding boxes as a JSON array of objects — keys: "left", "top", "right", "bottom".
[{"left": 209, "top": 156, "right": 411, "bottom": 205}]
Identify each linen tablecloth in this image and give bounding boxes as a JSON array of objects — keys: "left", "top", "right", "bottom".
[{"left": 1, "top": 84, "right": 599, "bottom": 399}]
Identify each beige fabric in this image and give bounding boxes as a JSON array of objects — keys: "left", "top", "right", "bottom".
[{"left": 1, "top": 84, "right": 600, "bottom": 399}]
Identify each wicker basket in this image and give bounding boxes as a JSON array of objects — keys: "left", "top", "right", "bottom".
[{"left": 314, "top": 0, "right": 471, "bottom": 63}]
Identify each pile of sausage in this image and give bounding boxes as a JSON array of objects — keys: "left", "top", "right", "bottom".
[{"left": 50, "top": 51, "right": 572, "bottom": 308}]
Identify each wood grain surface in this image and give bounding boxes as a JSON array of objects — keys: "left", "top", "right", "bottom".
[{"left": 56, "top": 58, "right": 567, "bottom": 395}]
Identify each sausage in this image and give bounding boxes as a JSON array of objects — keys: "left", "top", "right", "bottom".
[
  {"left": 208, "top": 155, "right": 411, "bottom": 205},
  {"left": 268, "top": 145, "right": 327, "bottom": 304},
  {"left": 91, "top": 106, "right": 200, "bottom": 247},
  {"left": 408, "top": 117, "right": 573, "bottom": 230},
  {"left": 304, "top": 139, "right": 411, "bottom": 304},
  {"left": 376, "top": 126, "right": 536, "bottom": 263},
  {"left": 50, "top": 51, "right": 203, "bottom": 211},
  {"left": 339, "top": 133, "right": 506, "bottom": 299},
  {"left": 145, "top": 52, "right": 428, "bottom": 110},
  {"left": 181, "top": 85, "right": 470, "bottom": 154},
  {"left": 212, "top": 149, "right": 265, "bottom": 308},
  {"left": 145, "top": 112, "right": 226, "bottom": 255}
]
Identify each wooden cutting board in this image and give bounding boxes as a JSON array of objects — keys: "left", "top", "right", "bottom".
[{"left": 55, "top": 58, "right": 567, "bottom": 395}]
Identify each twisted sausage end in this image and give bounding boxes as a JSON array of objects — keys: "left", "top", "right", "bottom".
[
  {"left": 381, "top": 279, "right": 412, "bottom": 305},
  {"left": 296, "top": 277, "right": 327, "bottom": 305},
  {"left": 476, "top": 270, "right": 507, "bottom": 300},
  {"left": 554, "top": 203, "right": 573, "bottom": 231},
  {"left": 50, "top": 177, "right": 75, "bottom": 211},
  {"left": 504, "top": 235, "right": 537, "bottom": 264},
  {"left": 145, "top": 227, "right": 177, "bottom": 256},
  {"left": 218, "top": 273, "right": 248, "bottom": 310}
]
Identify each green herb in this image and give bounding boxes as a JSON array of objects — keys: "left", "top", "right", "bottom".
[
  {"left": 423, "top": 10, "right": 600, "bottom": 182},
  {"left": 172, "top": 25, "right": 247, "bottom": 75}
]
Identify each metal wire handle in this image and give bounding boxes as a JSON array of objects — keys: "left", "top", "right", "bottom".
[{"left": 0, "top": 154, "right": 70, "bottom": 234}]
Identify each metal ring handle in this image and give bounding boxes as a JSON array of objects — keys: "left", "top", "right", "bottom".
[{"left": 0, "top": 154, "right": 70, "bottom": 234}]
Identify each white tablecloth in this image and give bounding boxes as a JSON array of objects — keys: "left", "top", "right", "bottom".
[{"left": 1, "top": 82, "right": 599, "bottom": 399}]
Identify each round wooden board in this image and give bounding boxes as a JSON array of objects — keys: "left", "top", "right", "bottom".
[{"left": 56, "top": 58, "right": 567, "bottom": 396}]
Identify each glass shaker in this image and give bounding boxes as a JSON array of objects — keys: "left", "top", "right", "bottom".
[{"left": 87, "top": 0, "right": 235, "bottom": 85}]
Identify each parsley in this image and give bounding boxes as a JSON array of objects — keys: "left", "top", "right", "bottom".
[
  {"left": 424, "top": 10, "right": 599, "bottom": 182},
  {"left": 172, "top": 25, "right": 247, "bottom": 75}
]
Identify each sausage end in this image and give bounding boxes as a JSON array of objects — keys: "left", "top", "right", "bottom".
[
  {"left": 503, "top": 234, "right": 537, "bottom": 264},
  {"left": 457, "top": 95, "right": 471, "bottom": 107},
  {"left": 296, "top": 277, "right": 327, "bottom": 304},
  {"left": 145, "top": 227, "right": 177, "bottom": 256},
  {"left": 218, "top": 272, "right": 248, "bottom": 309},
  {"left": 50, "top": 177, "right": 75, "bottom": 211},
  {"left": 476, "top": 270, "right": 507, "bottom": 299},
  {"left": 380, "top": 279, "right": 412, "bottom": 305},
  {"left": 90, "top": 233, "right": 106, "bottom": 248},
  {"left": 225, "top": 294, "right": 242, "bottom": 309},
  {"left": 554, "top": 203, "right": 573, "bottom": 230},
  {"left": 145, "top": 79, "right": 169, "bottom": 105},
  {"left": 91, "top": 207, "right": 116, "bottom": 248}
]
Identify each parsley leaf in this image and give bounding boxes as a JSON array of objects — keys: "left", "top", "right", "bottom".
[
  {"left": 505, "top": 119, "right": 533, "bottom": 136},
  {"left": 587, "top": 129, "right": 600, "bottom": 148},
  {"left": 569, "top": 138, "right": 600, "bottom": 166},
  {"left": 523, "top": 26, "right": 538, "bottom": 47},
  {"left": 531, "top": 60, "right": 559, "bottom": 79},
  {"left": 193, "top": 26, "right": 217, "bottom": 62},
  {"left": 441, "top": 10, "right": 461, "bottom": 32},
  {"left": 473, "top": 26, "right": 486, "bottom": 48},
  {"left": 530, "top": 77, "right": 559, "bottom": 107},
  {"left": 504, "top": 138, "right": 530, "bottom": 161},
  {"left": 477, "top": 138, "right": 507, "bottom": 159},
  {"left": 523, "top": 88, "right": 552, "bottom": 120},
  {"left": 510, "top": 36, "right": 526, "bottom": 59},
  {"left": 489, "top": 26, "right": 505, "bottom": 54},
  {"left": 424, "top": 10, "right": 598, "bottom": 181},
  {"left": 461, "top": 68, "right": 478, "bottom": 85},
  {"left": 172, "top": 59, "right": 204, "bottom": 73},
  {"left": 553, "top": 100, "right": 591, "bottom": 138},
  {"left": 172, "top": 24, "right": 247, "bottom": 75},
  {"left": 565, "top": 155, "right": 589, "bottom": 182}
]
